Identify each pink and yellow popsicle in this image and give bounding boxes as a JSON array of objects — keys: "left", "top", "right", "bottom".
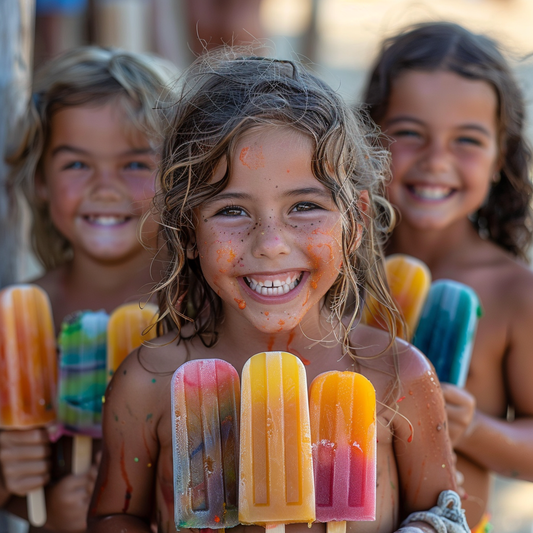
[
  {"left": 363, "top": 254, "right": 431, "bottom": 340},
  {"left": 239, "top": 351, "right": 315, "bottom": 533},
  {"left": 172, "top": 359, "right": 240, "bottom": 530},
  {"left": 0, "top": 284, "right": 57, "bottom": 527},
  {"left": 309, "top": 371, "right": 376, "bottom": 531}
]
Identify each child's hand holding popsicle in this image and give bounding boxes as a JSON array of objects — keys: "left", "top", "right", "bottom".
[
  {"left": 45, "top": 464, "right": 99, "bottom": 532},
  {"left": 0, "top": 429, "right": 51, "bottom": 498}
]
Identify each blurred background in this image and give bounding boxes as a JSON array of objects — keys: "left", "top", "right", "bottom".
[{"left": 2, "top": 0, "right": 533, "bottom": 531}]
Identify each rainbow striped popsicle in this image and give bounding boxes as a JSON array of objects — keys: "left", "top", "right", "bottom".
[{"left": 172, "top": 359, "right": 240, "bottom": 530}]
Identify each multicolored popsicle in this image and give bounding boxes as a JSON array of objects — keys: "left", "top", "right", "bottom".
[
  {"left": 363, "top": 254, "right": 431, "bottom": 340},
  {"left": 239, "top": 351, "right": 315, "bottom": 532},
  {"left": 172, "top": 359, "right": 240, "bottom": 530},
  {"left": 310, "top": 371, "right": 376, "bottom": 531},
  {"left": 0, "top": 284, "right": 57, "bottom": 527},
  {"left": 57, "top": 310, "right": 108, "bottom": 473},
  {"left": 413, "top": 280, "right": 482, "bottom": 387},
  {"left": 107, "top": 302, "right": 158, "bottom": 382}
]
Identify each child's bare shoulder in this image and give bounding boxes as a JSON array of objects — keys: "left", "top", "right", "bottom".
[
  {"left": 472, "top": 243, "right": 533, "bottom": 317},
  {"left": 105, "top": 332, "right": 189, "bottom": 420},
  {"left": 351, "top": 324, "right": 434, "bottom": 385}
]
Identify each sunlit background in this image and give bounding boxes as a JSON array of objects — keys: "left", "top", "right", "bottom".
[{"left": 2, "top": 1, "right": 533, "bottom": 530}]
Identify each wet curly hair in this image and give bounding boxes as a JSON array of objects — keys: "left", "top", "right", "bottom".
[{"left": 153, "top": 47, "right": 402, "bottom": 353}]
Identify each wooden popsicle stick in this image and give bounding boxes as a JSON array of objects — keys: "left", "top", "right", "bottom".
[
  {"left": 27, "top": 487, "right": 46, "bottom": 527},
  {"left": 72, "top": 435, "right": 92, "bottom": 475},
  {"left": 328, "top": 521, "right": 347, "bottom": 533},
  {"left": 265, "top": 524, "right": 285, "bottom": 533}
]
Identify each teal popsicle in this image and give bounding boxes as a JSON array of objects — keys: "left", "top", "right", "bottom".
[{"left": 413, "top": 280, "right": 482, "bottom": 388}]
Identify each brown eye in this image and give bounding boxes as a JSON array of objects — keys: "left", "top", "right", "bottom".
[
  {"left": 216, "top": 205, "right": 246, "bottom": 217},
  {"left": 292, "top": 202, "right": 320, "bottom": 212}
]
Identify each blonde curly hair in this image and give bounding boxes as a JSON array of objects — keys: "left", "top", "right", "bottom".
[{"left": 7, "top": 46, "right": 178, "bottom": 270}]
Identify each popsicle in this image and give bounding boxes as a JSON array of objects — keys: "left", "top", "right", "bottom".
[
  {"left": 0, "top": 284, "right": 57, "bottom": 527},
  {"left": 309, "top": 371, "right": 376, "bottom": 532},
  {"left": 413, "top": 280, "right": 482, "bottom": 387},
  {"left": 363, "top": 254, "right": 431, "bottom": 340},
  {"left": 57, "top": 310, "right": 108, "bottom": 473},
  {"left": 107, "top": 302, "right": 158, "bottom": 382},
  {"left": 239, "top": 351, "right": 315, "bottom": 532},
  {"left": 172, "top": 358, "right": 240, "bottom": 530}
]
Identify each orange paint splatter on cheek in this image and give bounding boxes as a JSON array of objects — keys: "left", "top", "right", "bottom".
[
  {"left": 234, "top": 298, "right": 246, "bottom": 310},
  {"left": 264, "top": 311, "right": 269, "bottom": 316}
]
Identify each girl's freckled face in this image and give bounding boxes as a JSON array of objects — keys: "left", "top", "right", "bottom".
[{"left": 193, "top": 127, "right": 344, "bottom": 333}]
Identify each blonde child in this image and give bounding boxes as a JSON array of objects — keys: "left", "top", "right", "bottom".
[
  {"left": 1, "top": 46, "right": 178, "bottom": 531},
  {"left": 362, "top": 22, "right": 533, "bottom": 531},
  {"left": 88, "top": 50, "right": 468, "bottom": 533}
]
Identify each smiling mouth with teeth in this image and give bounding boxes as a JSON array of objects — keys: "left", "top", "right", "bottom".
[
  {"left": 243, "top": 273, "right": 303, "bottom": 296},
  {"left": 84, "top": 215, "right": 131, "bottom": 226},
  {"left": 408, "top": 185, "right": 455, "bottom": 201}
]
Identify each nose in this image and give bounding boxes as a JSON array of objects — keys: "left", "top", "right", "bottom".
[
  {"left": 89, "top": 168, "right": 123, "bottom": 202},
  {"left": 420, "top": 138, "right": 452, "bottom": 174},
  {"left": 251, "top": 221, "right": 291, "bottom": 259}
]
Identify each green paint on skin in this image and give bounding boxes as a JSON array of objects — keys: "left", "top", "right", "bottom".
[
  {"left": 151, "top": 378, "right": 156, "bottom": 383},
  {"left": 114, "top": 412, "right": 119, "bottom": 422},
  {"left": 146, "top": 413, "right": 153, "bottom": 422},
  {"left": 387, "top": 455, "right": 396, "bottom": 490},
  {"left": 134, "top": 457, "right": 139, "bottom": 463}
]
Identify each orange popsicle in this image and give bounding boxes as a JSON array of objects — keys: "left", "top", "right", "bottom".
[
  {"left": 0, "top": 284, "right": 57, "bottom": 527},
  {"left": 239, "top": 351, "right": 315, "bottom": 532},
  {"left": 106, "top": 302, "right": 158, "bottom": 381},
  {"left": 363, "top": 254, "right": 431, "bottom": 340},
  {"left": 310, "top": 371, "right": 376, "bottom": 532}
]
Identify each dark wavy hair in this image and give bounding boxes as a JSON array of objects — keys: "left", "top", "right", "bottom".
[
  {"left": 363, "top": 21, "right": 533, "bottom": 262},
  {"left": 152, "top": 48, "right": 402, "bottom": 352}
]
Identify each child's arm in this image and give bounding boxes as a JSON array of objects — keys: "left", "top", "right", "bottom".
[
  {"left": 450, "top": 279, "right": 533, "bottom": 481},
  {"left": 87, "top": 348, "right": 160, "bottom": 532},
  {"left": 393, "top": 342, "right": 459, "bottom": 518}
]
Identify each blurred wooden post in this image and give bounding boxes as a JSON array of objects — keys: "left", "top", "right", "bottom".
[{"left": 0, "top": 0, "right": 34, "bottom": 289}]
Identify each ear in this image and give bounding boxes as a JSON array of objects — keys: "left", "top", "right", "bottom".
[
  {"left": 353, "top": 189, "right": 370, "bottom": 250},
  {"left": 35, "top": 169, "right": 49, "bottom": 202}
]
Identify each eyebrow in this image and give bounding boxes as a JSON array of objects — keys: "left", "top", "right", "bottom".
[
  {"left": 385, "top": 116, "right": 493, "bottom": 137},
  {"left": 50, "top": 145, "right": 155, "bottom": 157},
  {"left": 206, "top": 187, "right": 331, "bottom": 204}
]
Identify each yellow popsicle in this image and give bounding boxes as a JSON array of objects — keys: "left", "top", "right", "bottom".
[
  {"left": 106, "top": 302, "right": 158, "bottom": 381},
  {"left": 362, "top": 254, "right": 431, "bottom": 340},
  {"left": 239, "top": 351, "right": 315, "bottom": 531}
]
